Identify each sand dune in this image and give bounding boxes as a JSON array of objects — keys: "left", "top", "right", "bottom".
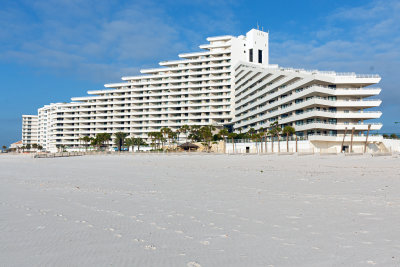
[{"left": 0, "top": 154, "right": 399, "bottom": 266}]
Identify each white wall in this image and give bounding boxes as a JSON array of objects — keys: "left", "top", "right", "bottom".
[
  {"left": 226, "top": 140, "right": 312, "bottom": 153},
  {"left": 382, "top": 139, "right": 400, "bottom": 152},
  {"left": 225, "top": 140, "right": 389, "bottom": 154}
]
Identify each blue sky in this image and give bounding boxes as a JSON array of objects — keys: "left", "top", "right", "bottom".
[{"left": 1, "top": 0, "right": 399, "bottom": 146}]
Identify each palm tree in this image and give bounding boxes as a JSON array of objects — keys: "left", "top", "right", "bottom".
[
  {"left": 160, "top": 127, "right": 171, "bottom": 149},
  {"left": 248, "top": 127, "right": 256, "bottom": 138},
  {"left": 179, "top": 125, "right": 190, "bottom": 143},
  {"left": 114, "top": 132, "right": 128, "bottom": 151},
  {"left": 134, "top": 137, "right": 146, "bottom": 152},
  {"left": 167, "top": 129, "right": 175, "bottom": 150},
  {"left": 125, "top": 137, "right": 134, "bottom": 152},
  {"left": 32, "top": 143, "right": 38, "bottom": 151},
  {"left": 282, "top": 126, "right": 296, "bottom": 152},
  {"left": 219, "top": 128, "right": 229, "bottom": 153},
  {"left": 79, "top": 136, "right": 91, "bottom": 151},
  {"left": 200, "top": 125, "right": 216, "bottom": 152},
  {"left": 227, "top": 132, "right": 237, "bottom": 154},
  {"left": 26, "top": 144, "right": 31, "bottom": 152},
  {"left": 148, "top": 132, "right": 157, "bottom": 150},
  {"left": 2, "top": 145, "right": 6, "bottom": 152},
  {"left": 189, "top": 125, "right": 201, "bottom": 142},
  {"left": 93, "top": 133, "right": 111, "bottom": 151},
  {"left": 268, "top": 121, "right": 281, "bottom": 153},
  {"left": 259, "top": 127, "right": 266, "bottom": 153},
  {"left": 37, "top": 145, "right": 43, "bottom": 151},
  {"left": 175, "top": 129, "right": 180, "bottom": 144}
]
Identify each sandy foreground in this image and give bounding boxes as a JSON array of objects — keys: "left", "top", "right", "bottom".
[{"left": 0, "top": 154, "right": 399, "bottom": 267}]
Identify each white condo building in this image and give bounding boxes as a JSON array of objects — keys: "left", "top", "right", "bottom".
[
  {"left": 233, "top": 62, "right": 382, "bottom": 149},
  {"left": 22, "top": 115, "right": 38, "bottom": 146},
  {"left": 23, "top": 29, "right": 383, "bottom": 153}
]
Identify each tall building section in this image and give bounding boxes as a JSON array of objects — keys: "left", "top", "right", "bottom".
[
  {"left": 44, "top": 29, "right": 269, "bottom": 151},
  {"left": 22, "top": 115, "right": 38, "bottom": 146},
  {"left": 233, "top": 62, "right": 382, "bottom": 142},
  {"left": 37, "top": 103, "right": 64, "bottom": 152},
  {"left": 21, "top": 29, "right": 383, "bottom": 152}
]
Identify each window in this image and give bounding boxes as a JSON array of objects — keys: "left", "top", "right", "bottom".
[
  {"left": 258, "top": 50, "right": 262, "bottom": 63},
  {"left": 249, "top": 49, "right": 253, "bottom": 62}
]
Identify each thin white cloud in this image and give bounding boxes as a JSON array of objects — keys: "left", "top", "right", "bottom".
[
  {"left": 269, "top": 0, "right": 400, "bottom": 131},
  {"left": 0, "top": 0, "right": 239, "bottom": 82}
]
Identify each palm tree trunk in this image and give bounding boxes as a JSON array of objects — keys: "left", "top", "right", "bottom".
[
  {"left": 286, "top": 134, "right": 289, "bottom": 152},
  {"left": 265, "top": 136, "right": 267, "bottom": 153},
  {"left": 295, "top": 135, "right": 298, "bottom": 152},
  {"left": 231, "top": 138, "right": 234, "bottom": 154},
  {"left": 224, "top": 137, "right": 226, "bottom": 154},
  {"left": 278, "top": 135, "right": 281, "bottom": 153},
  {"left": 271, "top": 137, "right": 274, "bottom": 153}
]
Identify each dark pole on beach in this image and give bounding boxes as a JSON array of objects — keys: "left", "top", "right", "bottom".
[
  {"left": 350, "top": 127, "right": 355, "bottom": 153},
  {"left": 364, "top": 124, "right": 371, "bottom": 153},
  {"left": 341, "top": 127, "right": 348, "bottom": 153}
]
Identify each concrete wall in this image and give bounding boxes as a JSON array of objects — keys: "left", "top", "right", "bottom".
[
  {"left": 382, "top": 139, "right": 400, "bottom": 152},
  {"left": 225, "top": 140, "right": 312, "bottom": 154},
  {"left": 224, "top": 140, "right": 387, "bottom": 154}
]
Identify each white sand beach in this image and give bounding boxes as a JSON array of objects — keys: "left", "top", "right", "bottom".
[{"left": 1, "top": 154, "right": 399, "bottom": 266}]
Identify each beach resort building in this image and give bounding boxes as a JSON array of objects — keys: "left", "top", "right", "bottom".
[
  {"left": 231, "top": 62, "right": 382, "bottom": 152},
  {"left": 22, "top": 29, "right": 384, "bottom": 153},
  {"left": 22, "top": 115, "right": 38, "bottom": 146}
]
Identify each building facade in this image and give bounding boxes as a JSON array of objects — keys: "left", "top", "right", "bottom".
[
  {"left": 22, "top": 29, "right": 383, "bottom": 152},
  {"left": 37, "top": 103, "right": 64, "bottom": 152},
  {"left": 22, "top": 115, "right": 38, "bottom": 146},
  {"left": 232, "top": 62, "right": 382, "bottom": 151}
]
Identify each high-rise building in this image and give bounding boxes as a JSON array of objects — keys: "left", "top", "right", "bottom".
[
  {"left": 37, "top": 103, "right": 64, "bottom": 152},
  {"left": 23, "top": 29, "right": 383, "bottom": 152},
  {"left": 233, "top": 62, "right": 382, "bottom": 144},
  {"left": 22, "top": 115, "right": 38, "bottom": 146}
]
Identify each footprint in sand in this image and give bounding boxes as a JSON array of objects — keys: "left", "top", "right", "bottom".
[
  {"left": 358, "top": 213, "right": 373, "bottom": 216},
  {"left": 144, "top": 245, "right": 156, "bottom": 250},
  {"left": 362, "top": 241, "right": 373, "bottom": 245},
  {"left": 187, "top": 261, "right": 201, "bottom": 267},
  {"left": 200, "top": 241, "right": 210, "bottom": 245}
]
